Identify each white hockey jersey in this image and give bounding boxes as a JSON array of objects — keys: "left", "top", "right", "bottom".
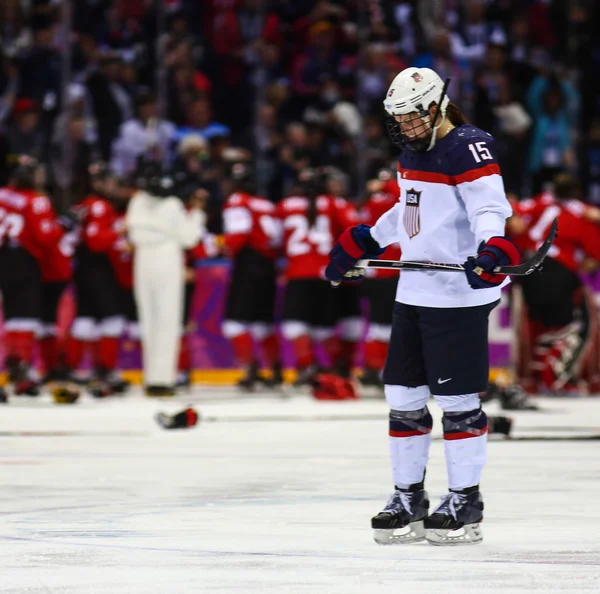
[{"left": 370, "top": 125, "right": 512, "bottom": 308}]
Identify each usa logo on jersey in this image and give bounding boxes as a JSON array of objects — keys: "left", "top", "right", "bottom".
[{"left": 403, "top": 189, "right": 421, "bottom": 238}]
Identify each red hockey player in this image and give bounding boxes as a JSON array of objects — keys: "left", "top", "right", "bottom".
[
  {"left": 319, "top": 167, "right": 362, "bottom": 379},
  {"left": 276, "top": 168, "right": 358, "bottom": 386},
  {"left": 509, "top": 174, "right": 600, "bottom": 394},
  {"left": 220, "top": 162, "right": 282, "bottom": 390},
  {"left": 358, "top": 169, "right": 402, "bottom": 390},
  {"left": 64, "top": 162, "right": 126, "bottom": 397},
  {"left": 39, "top": 224, "right": 79, "bottom": 383},
  {"left": 0, "top": 156, "right": 66, "bottom": 399}
]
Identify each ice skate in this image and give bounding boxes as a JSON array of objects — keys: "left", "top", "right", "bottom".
[
  {"left": 176, "top": 370, "right": 191, "bottom": 389},
  {"left": 260, "top": 362, "right": 284, "bottom": 389},
  {"left": 371, "top": 488, "right": 429, "bottom": 545},
  {"left": 500, "top": 384, "right": 538, "bottom": 411},
  {"left": 106, "top": 372, "right": 130, "bottom": 394},
  {"left": 424, "top": 489, "right": 484, "bottom": 546},
  {"left": 51, "top": 384, "right": 81, "bottom": 404},
  {"left": 293, "top": 364, "right": 318, "bottom": 388},
  {"left": 8, "top": 360, "right": 40, "bottom": 396},
  {"left": 145, "top": 385, "right": 176, "bottom": 397},
  {"left": 237, "top": 361, "right": 260, "bottom": 392}
]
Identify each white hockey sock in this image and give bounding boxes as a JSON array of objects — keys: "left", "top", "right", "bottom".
[
  {"left": 388, "top": 407, "right": 433, "bottom": 489},
  {"left": 442, "top": 408, "right": 488, "bottom": 490}
]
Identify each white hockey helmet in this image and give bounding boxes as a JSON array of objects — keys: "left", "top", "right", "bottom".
[
  {"left": 384, "top": 67, "right": 449, "bottom": 116},
  {"left": 383, "top": 67, "right": 450, "bottom": 152}
]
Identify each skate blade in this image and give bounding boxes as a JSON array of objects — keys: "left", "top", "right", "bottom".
[
  {"left": 426, "top": 523, "right": 483, "bottom": 546},
  {"left": 373, "top": 521, "right": 425, "bottom": 545}
]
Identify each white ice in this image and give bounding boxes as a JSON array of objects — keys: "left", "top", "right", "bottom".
[{"left": 1, "top": 389, "right": 600, "bottom": 594}]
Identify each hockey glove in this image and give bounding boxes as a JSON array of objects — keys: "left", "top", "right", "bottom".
[
  {"left": 464, "top": 236, "right": 520, "bottom": 289},
  {"left": 57, "top": 209, "right": 81, "bottom": 232},
  {"left": 325, "top": 224, "right": 384, "bottom": 284}
]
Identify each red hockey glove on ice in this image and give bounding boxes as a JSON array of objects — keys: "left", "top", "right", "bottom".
[
  {"left": 464, "top": 236, "right": 520, "bottom": 289},
  {"left": 325, "top": 225, "right": 384, "bottom": 284}
]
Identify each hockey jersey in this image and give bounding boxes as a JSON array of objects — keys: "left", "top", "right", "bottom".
[
  {"left": 360, "top": 190, "right": 401, "bottom": 279},
  {"left": 78, "top": 195, "right": 120, "bottom": 254},
  {"left": 107, "top": 213, "right": 134, "bottom": 288},
  {"left": 277, "top": 194, "right": 358, "bottom": 280},
  {"left": 222, "top": 192, "right": 279, "bottom": 260},
  {"left": 512, "top": 195, "right": 600, "bottom": 272},
  {"left": 0, "top": 186, "right": 64, "bottom": 262},
  {"left": 40, "top": 229, "right": 78, "bottom": 283},
  {"left": 370, "top": 125, "right": 512, "bottom": 308}
]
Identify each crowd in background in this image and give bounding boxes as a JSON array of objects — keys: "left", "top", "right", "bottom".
[{"left": 1, "top": 0, "right": 599, "bottom": 223}]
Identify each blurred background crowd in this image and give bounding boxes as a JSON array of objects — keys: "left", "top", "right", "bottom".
[{"left": 1, "top": 0, "right": 599, "bottom": 222}]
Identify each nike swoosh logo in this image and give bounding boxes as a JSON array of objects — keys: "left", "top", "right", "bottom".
[{"left": 437, "top": 378, "right": 452, "bottom": 384}]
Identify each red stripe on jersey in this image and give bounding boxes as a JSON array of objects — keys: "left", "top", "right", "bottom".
[
  {"left": 443, "top": 426, "right": 488, "bottom": 440},
  {"left": 389, "top": 429, "right": 432, "bottom": 438},
  {"left": 397, "top": 163, "right": 500, "bottom": 186},
  {"left": 453, "top": 163, "right": 501, "bottom": 184}
]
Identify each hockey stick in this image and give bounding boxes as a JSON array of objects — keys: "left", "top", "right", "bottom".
[{"left": 354, "top": 218, "right": 558, "bottom": 277}]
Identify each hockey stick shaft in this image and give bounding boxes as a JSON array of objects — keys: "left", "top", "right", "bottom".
[{"left": 354, "top": 218, "right": 558, "bottom": 277}]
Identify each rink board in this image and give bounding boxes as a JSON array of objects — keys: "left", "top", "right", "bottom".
[{"left": 1, "top": 389, "right": 600, "bottom": 593}]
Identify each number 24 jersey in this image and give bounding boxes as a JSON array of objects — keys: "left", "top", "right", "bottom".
[{"left": 276, "top": 194, "right": 357, "bottom": 280}]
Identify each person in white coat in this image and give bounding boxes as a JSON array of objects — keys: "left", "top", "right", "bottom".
[{"left": 126, "top": 163, "right": 206, "bottom": 395}]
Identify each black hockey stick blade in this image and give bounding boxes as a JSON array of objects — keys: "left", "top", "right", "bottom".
[
  {"left": 355, "top": 218, "right": 558, "bottom": 277},
  {"left": 493, "top": 217, "right": 558, "bottom": 275}
]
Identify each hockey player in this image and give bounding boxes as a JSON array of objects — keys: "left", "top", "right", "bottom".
[
  {"left": 325, "top": 68, "right": 518, "bottom": 545},
  {"left": 39, "top": 214, "right": 79, "bottom": 383},
  {"left": 107, "top": 200, "right": 136, "bottom": 394},
  {"left": 220, "top": 162, "right": 282, "bottom": 390},
  {"left": 126, "top": 162, "right": 206, "bottom": 396},
  {"left": 321, "top": 167, "right": 362, "bottom": 379},
  {"left": 359, "top": 169, "right": 402, "bottom": 390},
  {"left": 64, "top": 162, "right": 126, "bottom": 397},
  {"left": 509, "top": 174, "right": 600, "bottom": 394},
  {"left": 277, "top": 168, "right": 358, "bottom": 386},
  {"left": 0, "top": 156, "right": 67, "bottom": 399}
]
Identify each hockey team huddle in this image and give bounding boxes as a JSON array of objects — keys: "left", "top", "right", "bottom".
[{"left": 2, "top": 67, "right": 600, "bottom": 545}]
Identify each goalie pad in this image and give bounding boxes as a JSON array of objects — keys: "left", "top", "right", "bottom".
[{"left": 514, "top": 285, "right": 600, "bottom": 393}]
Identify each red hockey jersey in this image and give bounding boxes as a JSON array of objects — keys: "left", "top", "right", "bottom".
[
  {"left": 107, "top": 213, "right": 133, "bottom": 288},
  {"left": 512, "top": 195, "right": 600, "bottom": 272},
  {"left": 78, "top": 195, "right": 120, "bottom": 253},
  {"left": 360, "top": 191, "right": 402, "bottom": 279},
  {"left": 222, "top": 192, "right": 279, "bottom": 260},
  {"left": 0, "top": 186, "right": 64, "bottom": 262},
  {"left": 277, "top": 194, "right": 358, "bottom": 280},
  {"left": 39, "top": 229, "right": 78, "bottom": 282}
]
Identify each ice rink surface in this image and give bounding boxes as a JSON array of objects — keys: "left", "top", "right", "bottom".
[{"left": 1, "top": 388, "right": 600, "bottom": 594}]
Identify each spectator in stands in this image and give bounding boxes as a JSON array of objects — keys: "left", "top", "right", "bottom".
[
  {"left": 111, "top": 89, "right": 176, "bottom": 178},
  {"left": 87, "top": 52, "right": 134, "bottom": 161},
  {"left": 493, "top": 80, "right": 532, "bottom": 196},
  {"left": 16, "top": 12, "right": 61, "bottom": 110},
  {"left": 4, "top": 99, "right": 43, "bottom": 160},
  {"left": 413, "top": 29, "right": 466, "bottom": 104},
  {"left": 175, "top": 97, "right": 230, "bottom": 143},
  {"left": 0, "top": 0, "right": 26, "bottom": 51},
  {"left": 527, "top": 75, "right": 579, "bottom": 193}
]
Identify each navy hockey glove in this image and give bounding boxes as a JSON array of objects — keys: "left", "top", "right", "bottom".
[
  {"left": 325, "top": 224, "right": 384, "bottom": 284},
  {"left": 464, "top": 236, "right": 520, "bottom": 289},
  {"left": 57, "top": 209, "right": 81, "bottom": 232}
]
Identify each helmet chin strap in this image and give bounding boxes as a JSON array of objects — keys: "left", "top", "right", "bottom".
[{"left": 426, "top": 110, "right": 447, "bottom": 152}]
